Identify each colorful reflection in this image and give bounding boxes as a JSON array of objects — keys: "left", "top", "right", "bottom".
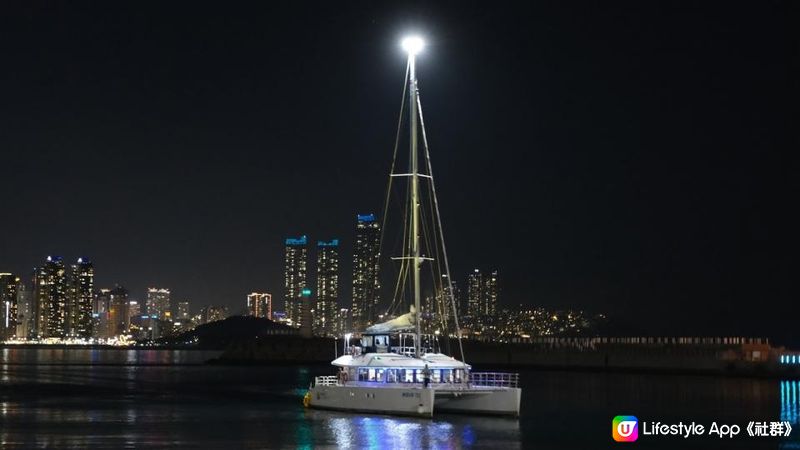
[
  {"left": 308, "top": 410, "right": 516, "bottom": 449},
  {"left": 782, "top": 380, "right": 800, "bottom": 425}
]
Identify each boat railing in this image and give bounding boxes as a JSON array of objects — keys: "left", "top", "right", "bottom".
[
  {"left": 314, "top": 375, "right": 339, "bottom": 387},
  {"left": 391, "top": 346, "right": 434, "bottom": 357},
  {"left": 393, "top": 346, "right": 416, "bottom": 357},
  {"left": 469, "top": 372, "right": 520, "bottom": 388}
]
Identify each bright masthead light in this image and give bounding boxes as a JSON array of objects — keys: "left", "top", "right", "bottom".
[{"left": 401, "top": 36, "right": 424, "bottom": 55}]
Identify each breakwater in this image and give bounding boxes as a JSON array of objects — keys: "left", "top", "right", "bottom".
[{"left": 211, "top": 335, "right": 800, "bottom": 378}]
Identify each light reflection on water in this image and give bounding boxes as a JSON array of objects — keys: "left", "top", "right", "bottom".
[
  {"left": 782, "top": 380, "right": 799, "bottom": 424},
  {"left": 311, "top": 410, "right": 514, "bottom": 449}
]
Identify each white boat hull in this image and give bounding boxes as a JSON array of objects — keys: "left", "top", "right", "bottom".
[
  {"left": 434, "top": 387, "right": 522, "bottom": 416},
  {"left": 308, "top": 384, "right": 521, "bottom": 418},
  {"left": 308, "top": 385, "right": 435, "bottom": 418}
]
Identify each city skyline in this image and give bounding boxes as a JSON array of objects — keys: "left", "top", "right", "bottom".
[{"left": 0, "top": 3, "right": 792, "bottom": 344}]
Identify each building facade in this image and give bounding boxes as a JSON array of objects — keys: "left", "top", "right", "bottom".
[
  {"left": 66, "top": 258, "right": 94, "bottom": 339},
  {"left": 146, "top": 288, "right": 171, "bottom": 320},
  {"left": 176, "top": 301, "right": 190, "bottom": 320},
  {"left": 284, "top": 236, "right": 308, "bottom": 328},
  {"left": 33, "top": 256, "right": 67, "bottom": 339},
  {"left": 484, "top": 270, "right": 499, "bottom": 318},
  {"left": 201, "top": 305, "right": 228, "bottom": 324},
  {"left": 0, "top": 273, "right": 19, "bottom": 340},
  {"left": 466, "top": 269, "right": 483, "bottom": 319},
  {"left": 108, "top": 285, "right": 129, "bottom": 337},
  {"left": 466, "top": 269, "right": 499, "bottom": 324},
  {"left": 315, "top": 239, "right": 339, "bottom": 336},
  {"left": 15, "top": 279, "right": 31, "bottom": 339},
  {"left": 351, "top": 214, "right": 381, "bottom": 330},
  {"left": 93, "top": 288, "right": 112, "bottom": 339},
  {"left": 246, "top": 293, "right": 272, "bottom": 319}
]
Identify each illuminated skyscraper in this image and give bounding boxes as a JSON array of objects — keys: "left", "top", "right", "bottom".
[
  {"left": 484, "top": 270, "right": 499, "bottom": 317},
  {"left": 334, "top": 307, "right": 350, "bottom": 335},
  {"left": 466, "top": 269, "right": 483, "bottom": 318},
  {"left": 315, "top": 239, "right": 339, "bottom": 336},
  {"left": 146, "top": 288, "right": 171, "bottom": 320},
  {"left": 128, "top": 300, "right": 141, "bottom": 318},
  {"left": 176, "top": 301, "right": 190, "bottom": 320},
  {"left": 0, "top": 273, "right": 19, "bottom": 340},
  {"left": 15, "top": 279, "right": 31, "bottom": 339},
  {"left": 284, "top": 236, "right": 308, "bottom": 328},
  {"left": 93, "top": 288, "right": 112, "bottom": 338},
  {"left": 247, "top": 293, "right": 272, "bottom": 319},
  {"left": 466, "top": 269, "right": 499, "bottom": 323},
  {"left": 201, "top": 305, "right": 228, "bottom": 324},
  {"left": 108, "top": 285, "right": 129, "bottom": 336},
  {"left": 66, "top": 258, "right": 94, "bottom": 339},
  {"left": 33, "top": 256, "right": 67, "bottom": 339},
  {"left": 351, "top": 214, "right": 381, "bottom": 330}
]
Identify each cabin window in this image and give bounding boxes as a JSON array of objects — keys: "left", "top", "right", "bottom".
[
  {"left": 399, "top": 369, "right": 414, "bottom": 383},
  {"left": 374, "top": 368, "right": 386, "bottom": 382},
  {"left": 454, "top": 369, "right": 463, "bottom": 383},
  {"left": 432, "top": 370, "right": 441, "bottom": 383},
  {"left": 386, "top": 369, "right": 398, "bottom": 383},
  {"left": 415, "top": 370, "right": 425, "bottom": 383},
  {"left": 358, "top": 368, "right": 369, "bottom": 381},
  {"left": 441, "top": 369, "right": 453, "bottom": 383}
]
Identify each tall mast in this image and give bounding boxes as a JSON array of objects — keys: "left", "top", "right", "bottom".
[{"left": 408, "top": 47, "right": 422, "bottom": 359}]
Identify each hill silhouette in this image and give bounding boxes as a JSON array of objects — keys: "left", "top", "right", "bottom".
[{"left": 158, "top": 316, "right": 298, "bottom": 348}]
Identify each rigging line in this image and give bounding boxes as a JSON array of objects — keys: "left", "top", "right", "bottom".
[
  {"left": 422, "top": 155, "right": 448, "bottom": 331},
  {"left": 378, "top": 61, "right": 410, "bottom": 320},
  {"left": 419, "top": 204, "right": 447, "bottom": 332},
  {"left": 416, "top": 92, "right": 466, "bottom": 364},
  {"left": 388, "top": 161, "right": 413, "bottom": 316},
  {"left": 387, "top": 173, "right": 413, "bottom": 317}
]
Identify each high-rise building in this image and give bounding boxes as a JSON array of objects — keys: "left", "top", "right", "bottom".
[
  {"left": 33, "top": 256, "right": 67, "bottom": 339},
  {"left": 439, "top": 275, "right": 461, "bottom": 320},
  {"left": 284, "top": 236, "right": 308, "bottom": 328},
  {"left": 466, "top": 269, "right": 483, "bottom": 319},
  {"left": 484, "top": 270, "right": 499, "bottom": 318},
  {"left": 247, "top": 293, "right": 272, "bottom": 319},
  {"left": 201, "top": 305, "right": 228, "bottom": 324},
  {"left": 66, "top": 258, "right": 94, "bottom": 339},
  {"left": 0, "top": 273, "right": 19, "bottom": 340},
  {"left": 146, "top": 288, "right": 171, "bottom": 320},
  {"left": 108, "top": 285, "right": 129, "bottom": 336},
  {"left": 128, "top": 300, "right": 141, "bottom": 318},
  {"left": 315, "top": 239, "right": 339, "bottom": 336},
  {"left": 466, "top": 269, "right": 499, "bottom": 323},
  {"left": 15, "top": 279, "right": 32, "bottom": 339},
  {"left": 177, "top": 301, "right": 190, "bottom": 320},
  {"left": 334, "top": 307, "right": 350, "bottom": 336},
  {"left": 352, "top": 214, "right": 381, "bottom": 330},
  {"left": 93, "top": 288, "right": 112, "bottom": 339}
]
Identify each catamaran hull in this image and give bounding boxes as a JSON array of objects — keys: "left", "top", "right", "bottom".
[
  {"left": 434, "top": 388, "right": 522, "bottom": 417},
  {"left": 308, "top": 385, "right": 435, "bottom": 418}
]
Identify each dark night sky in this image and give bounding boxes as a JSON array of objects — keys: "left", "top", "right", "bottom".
[{"left": 0, "top": 2, "right": 796, "bottom": 342}]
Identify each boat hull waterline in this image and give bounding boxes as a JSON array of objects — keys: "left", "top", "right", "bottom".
[{"left": 308, "top": 384, "right": 521, "bottom": 418}]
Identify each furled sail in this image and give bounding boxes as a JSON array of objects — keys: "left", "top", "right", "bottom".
[{"left": 365, "top": 306, "right": 416, "bottom": 333}]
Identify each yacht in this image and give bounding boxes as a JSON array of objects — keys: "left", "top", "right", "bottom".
[{"left": 305, "top": 36, "right": 521, "bottom": 418}]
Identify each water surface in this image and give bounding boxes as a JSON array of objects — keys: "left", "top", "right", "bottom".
[{"left": 0, "top": 348, "right": 796, "bottom": 449}]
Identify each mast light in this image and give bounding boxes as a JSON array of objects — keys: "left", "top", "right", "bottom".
[{"left": 401, "top": 36, "right": 424, "bottom": 56}]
